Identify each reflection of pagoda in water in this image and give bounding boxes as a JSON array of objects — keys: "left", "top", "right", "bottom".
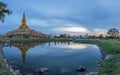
[
  {"left": 10, "top": 42, "right": 45, "bottom": 63},
  {"left": 6, "top": 13, "right": 48, "bottom": 38}
]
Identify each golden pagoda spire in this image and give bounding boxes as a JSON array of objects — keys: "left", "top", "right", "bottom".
[
  {"left": 18, "top": 13, "right": 30, "bottom": 30},
  {"left": 22, "top": 12, "right": 26, "bottom": 25}
]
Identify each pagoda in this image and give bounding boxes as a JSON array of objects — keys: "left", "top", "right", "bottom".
[
  {"left": 6, "top": 13, "right": 48, "bottom": 38},
  {"left": 18, "top": 13, "right": 31, "bottom": 31}
]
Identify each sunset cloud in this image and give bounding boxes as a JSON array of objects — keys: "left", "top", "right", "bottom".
[
  {"left": 54, "top": 26, "right": 89, "bottom": 33},
  {"left": 92, "top": 28, "right": 107, "bottom": 34}
]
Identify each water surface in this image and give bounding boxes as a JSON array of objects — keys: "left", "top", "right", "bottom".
[{"left": 3, "top": 42, "right": 102, "bottom": 75}]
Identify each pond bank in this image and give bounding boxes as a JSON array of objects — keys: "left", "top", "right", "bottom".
[
  {"left": 74, "top": 39, "right": 120, "bottom": 75},
  {"left": 73, "top": 39, "right": 106, "bottom": 75},
  {"left": 2, "top": 40, "right": 102, "bottom": 75},
  {"left": 1, "top": 39, "right": 120, "bottom": 75},
  {"left": 0, "top": 43, "right": 21, "bottom": 75}
]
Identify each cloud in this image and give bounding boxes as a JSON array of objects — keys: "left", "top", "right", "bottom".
[
  {"left": 92, "top": 28, "right": 107, "bottom": 34},
  {"left": 55, "top": 44, "right": 87, "bottom": 50},
  {"left": 54, "top": 26, "right": 89, "bottom": 33},
  {"left": 53, "top": 24, "right": 108, "bottom": 35}
]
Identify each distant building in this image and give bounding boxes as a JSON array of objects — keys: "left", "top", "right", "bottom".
[{"left": 5, "top": 13, "right": 48, "bottom": 38}]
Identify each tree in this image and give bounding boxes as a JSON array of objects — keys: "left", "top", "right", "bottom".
[
  {"left": 99, "top": 34, "right": 104, "bottom": 39},
  {"left": 0, "top": 1, "right": 12, "bottom": 22},
  {"left": 107, "top": 28, "right": 119, "bottom": 39}
]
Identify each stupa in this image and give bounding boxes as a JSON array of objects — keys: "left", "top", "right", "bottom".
[{"left": 6, "top": 13, "right": 48, "bottom": 38}]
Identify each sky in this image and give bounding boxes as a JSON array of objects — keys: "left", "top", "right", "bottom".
[{"left": 0, "top": 0, "right": 120, "bottom": 35}]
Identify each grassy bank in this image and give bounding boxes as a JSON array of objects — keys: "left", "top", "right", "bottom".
[
  {"left": 97, "top": 40, "right": 120, "bottom": 75},
  {"left": 0, "top": 43, "right": 12, "bottom": 75},
  {"left": 0, "top": 58, "right": 12, "bottom": 75},
  {"left": 75, "top": 39, "right": 120, "bottom": 75},
  {"left": 98, "top": 54, "right": 120, "bottom": 75}
]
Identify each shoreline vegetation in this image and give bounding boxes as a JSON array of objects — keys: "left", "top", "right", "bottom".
[
  {"left": 0, "top": 43, "right": 12, "bottom": 75},
  {"left": 0, "top": 43, "right": 21, "bottom": 75},
  {"left": 74, "top": 39, "right": 120, "bottom": 75},
  {"left": 0, "top": 38, "right": 120, "bottom": 75}
]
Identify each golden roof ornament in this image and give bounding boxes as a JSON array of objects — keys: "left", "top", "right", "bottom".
[{"left": 22, "top": 13, "right": 26, "bottom": 25}]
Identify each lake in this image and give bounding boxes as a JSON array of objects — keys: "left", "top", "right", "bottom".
[{"left": 3, "top": 41, "right": 102, "bottom": 75}]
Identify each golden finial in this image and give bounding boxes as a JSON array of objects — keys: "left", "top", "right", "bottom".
[{"left": 22, "top": 12, "right": 26, "bottom": 25}]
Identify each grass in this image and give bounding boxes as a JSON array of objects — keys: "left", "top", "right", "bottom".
[
  {"left": 0, "top": 53, "right": 12, "bottom": 75},
  {"left": 96, "top": 39, "right": 120, "bottom": 75},
  {"left": 98, "top": 54, "right": 120, "bottom": 75},
  {"left": 98, "top": 39, "right": 120, "bottom": 54},
  {"left": 0, "top": 42, "right": 12, "bottom": 75}
]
